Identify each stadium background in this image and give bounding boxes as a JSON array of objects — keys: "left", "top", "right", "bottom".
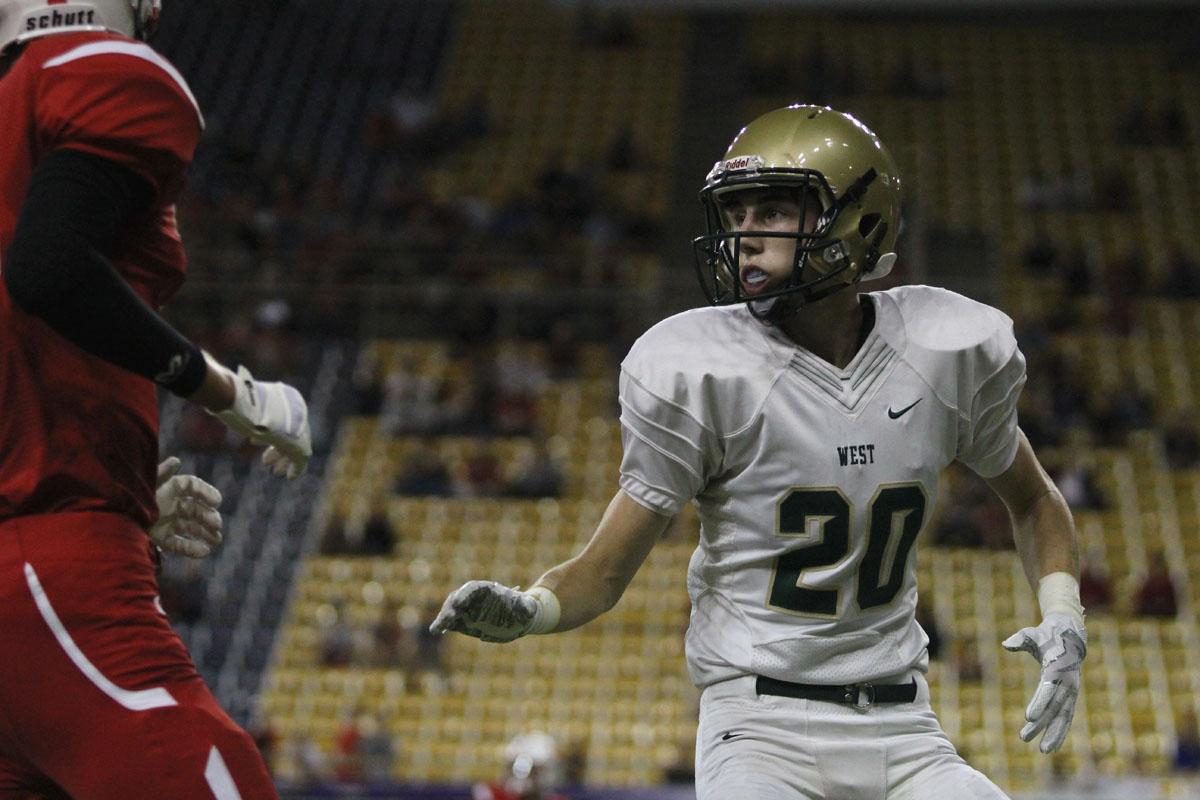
[{"left": 146, "top": 1, "right": 1200, "bottom": 797}]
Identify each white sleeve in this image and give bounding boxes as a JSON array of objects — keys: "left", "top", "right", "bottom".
[
  {"left": 957, "top": 326, "right": 1027, "bottom": 478},
  {"left": 618, "top": 368, "right": 719, "bottom": 516}
]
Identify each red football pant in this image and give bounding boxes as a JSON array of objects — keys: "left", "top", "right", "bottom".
[{"left": 0, "top": 512, "right": 278, "bottom": 799}]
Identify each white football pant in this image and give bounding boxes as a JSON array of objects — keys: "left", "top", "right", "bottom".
[{"left": 695, "top": 671, "right": 1009, "bottom": 800}]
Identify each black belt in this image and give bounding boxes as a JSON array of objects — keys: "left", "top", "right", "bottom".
[{"left": 756, "top": 675, "right": 918, "bottom": 709}]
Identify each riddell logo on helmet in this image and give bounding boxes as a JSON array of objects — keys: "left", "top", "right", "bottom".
[
  {"left": 24, "top": 8, "right": 98, "bottom": 32},
  {"left": 722, "top": 156, "right": 762, "bottom": 172}
]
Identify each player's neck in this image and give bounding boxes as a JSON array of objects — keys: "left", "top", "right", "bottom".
[{"left": 778, "top": 290, "right": 867, "bottom": 370}]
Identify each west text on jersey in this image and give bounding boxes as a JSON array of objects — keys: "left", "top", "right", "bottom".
[
  {"left": 837, "top": 444, "right": 876, "bottom": 466},
  {"left": 25, "top": 9, "right": 98, "bottom": 32}
]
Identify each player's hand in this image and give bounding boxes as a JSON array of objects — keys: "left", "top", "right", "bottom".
[
  {"left": 212, "top": 364, "right": 311, "bottom": 479},
  {"left": 149, "top": 457, "right": 223, "bottom": 558},
  {"left": 429, "top": 580, "right": 538, "bottom": 643},
  {"left": 1002, "top": 611, "right": 1087, "bottom": 753}
]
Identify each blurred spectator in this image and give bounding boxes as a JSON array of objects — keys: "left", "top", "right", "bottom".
[
  {"left": 546, "top": 321, "right": 580, "bottom": 379},
  {"left": 321, "top": 505, "right": 394, "bottom": 556},
  {"left": 1049, "top": 462, "right": 1107, "bottom": 511},
  {"left": 333, "top": 713, "right": 363, "bottom": 783},
  {"left": 1117, "top": 98, "right": 1156, "bottom": 146},
  {"left": 395, "top": 442, "right": 454, "bottom": 496},
  {"left": 411, "top": 601, "right": 446, "bottom": 674},
  {"left": 319, "top": 602, "right": 356, "bottom": 667},
  {"left": 1042, "top": 349, "right": 1091, "bottom": 431},
  {"left": 320, "top": 512, "right": 351, "bottom": 555},
  {"left": 932, "top": 489, "right": 984, "bottom": 548},
  {"left": 493, "top": 389, "right": 539, "bottom": 437},
  {"left": 351, "top": 352, "right": 385, "bottom": 415},
  {"left": 1094, "top": 164, "right": 1133, "bottom": 213},
  {"left": 1017, "top": 388, "right": 1063, "bottom": 450},
  {"left": 1019, "top": 169, "right": 1089, "bottom": 211},
  {"left": 660, "top": 736, "right": 695, "bottom": 784},
  {"left": 561, "top": 738, "right": 588, "bottom": 786},
  {"left": 1163, "top": 413, "right": 1200, "bottom": 470},
  {"left": 953, "top": 638, "right": 983, "bottom": 683},
  {"left": 915, "top": 597, "right": 944, "bottom": 661},
  {"left": 438, "top": 364, "right": 488, "bottom": 435},
  {"left": 606, "top": 127, "right": 643, "bottom": 173},
  {"left": 888, "top": 51, "right": 951, "bottom": 99},
  {"left": 1160, "top": 246, "right": 1200, "bottom": 298},
  {"left": 1059, "top": 245, "right": 1096, "bottom": 298},
  {"left": 359, "top": 713, "right": 395, "bottom": 784},
  {"left": 475, "top": 731, "right": 568, "bottom": 800},
  {"left": 505, "top": 440, "right": 564, "bottom": 499},
  {"left": 932, "top": 467, "right": 1010, "bottom": 549},
  {"left": 247, "top": 711, "right": 280, "bottom": 776},
  {"left": 459, "top": 442, "right": 504, "bottom": 497},
  {"left": 1134, "top": 550, "right": 1179, "bottom": 618},
  {"left": 1090, "top": 387, "right": 1154, "bottom": 446},
  {"left": 1102, "top": 248, "right": 1146, "bottom": 334},
  {"left": 1022, "top": 223, "right": 1059, "bottom": 273},
  {"left": 360, "top": 504, "right": 396, "bottom": 555},
  {"left": 1117, "top": 98, "right": 1190, "bottom": 147},
  {"left": 371, "top": 601, "right": 408, "bottom": 667},
  {"left": 380, "top": 356, "right": 440, "bottom": 436},
  {"left": 281, "top": 734, "right": 328, "bottom": 788},
  {"left": 250, "top": 298, "right": 299, "bottom": 376},
  {"left": 1174, "top": 710, "right": 1200, "bottom": 772},
  {"left": 1161, "top": 99, "right": 1189, "bottom": 146},
  {"left": 157, "top": 559, "right": 208, "bottom": 625},
  {"left": 1079, "top": 550, "right": 1114, "bottom": 613}
]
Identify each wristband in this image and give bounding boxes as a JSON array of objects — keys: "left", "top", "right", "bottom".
[
  {"left": 526, "top": 586, "right": 561, "bottom": 634},
  {"left": 1037, "top": 571, "right": 1085, "bottom": 624}
]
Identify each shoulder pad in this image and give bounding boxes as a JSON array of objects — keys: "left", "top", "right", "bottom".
[
  {"left": 621, "top": 306, "right": 787, "bottom": 436},
  {"left": 874, "top": 285, "right": 1019, "bottom": 414},
  {"left": 32, "top": 33, "right": 201, "bottom": 199},
  {"left": 37, "top": 34, "right": 203, "bottom": 129}
]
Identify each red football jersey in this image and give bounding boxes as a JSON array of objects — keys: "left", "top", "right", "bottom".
[{"left": 0, "top": 32, "right": 203, "bottom": 527}]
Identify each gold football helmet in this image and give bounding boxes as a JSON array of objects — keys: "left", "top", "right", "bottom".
[{"left": 693, "top": 104, "right": 903, "bottom": 308}]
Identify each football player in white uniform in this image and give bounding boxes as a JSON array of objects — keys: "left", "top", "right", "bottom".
[{"left": 432, "top": 105, "right": 1087, "bottom": 799}]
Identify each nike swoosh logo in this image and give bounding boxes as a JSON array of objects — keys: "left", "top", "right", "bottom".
[
  {"left": 721, "top": 732, "right": 743, "bottom": 741},
  {"left": 888, "top": 398, "right": 922, "bottom": 419}
]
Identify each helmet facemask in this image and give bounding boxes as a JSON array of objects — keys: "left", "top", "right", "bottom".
[{"left": 693, "top": 167, "right": 882, "bottom": 313}]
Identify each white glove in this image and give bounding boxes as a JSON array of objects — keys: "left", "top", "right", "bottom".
[
  {"left": 430, "top": 580, "right": 540, "bottom": 643},
  {"left": 210, "top": 360, "right": 311, "bottom": 480},
  {"left": 148, "top": 457, "right": 223, "bottom": 559},
  {"left": 1002, "top": 611, "right": 1088, "bottom": 753}
]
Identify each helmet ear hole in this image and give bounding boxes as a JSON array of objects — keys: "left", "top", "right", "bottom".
[{"left": 858, "top": 213, "right": 881, "bottom": 238}]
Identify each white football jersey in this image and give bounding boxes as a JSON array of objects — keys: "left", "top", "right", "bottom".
[{"left": 618, "top": 285, "right": 1026, "bottom": 688}]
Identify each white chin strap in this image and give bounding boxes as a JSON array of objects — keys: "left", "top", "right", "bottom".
[
  {"left": 861, "top": 252, "right": 897, "bottom": 281},
  {"left": 749, "top": 296, "right": 780, "bottom": 315}
]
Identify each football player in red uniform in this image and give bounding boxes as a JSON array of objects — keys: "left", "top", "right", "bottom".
[{"left": 0, "top": 2, "right": 311, "bottom": 798}]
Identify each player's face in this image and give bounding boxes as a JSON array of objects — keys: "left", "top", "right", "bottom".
[{"left": 719, "top": 188, "right": 822, "bottom": 297}]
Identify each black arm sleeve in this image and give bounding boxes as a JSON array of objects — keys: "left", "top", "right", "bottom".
[{"left": 3, "top": 148, "right": 207, "bottom": 397}]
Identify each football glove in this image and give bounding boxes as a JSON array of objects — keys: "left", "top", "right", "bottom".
[
  {"left": 1002, "top": 611, "right": 1088, "bottom": 753},
  {"left": 148, "top": 457, "right": 223, "bottom": 559},
  {"left": 430, "top": 580, "right": 539, "bottom": 643},
  {"left": 210, "top": 361, "right": 311, "bottom": 479}
]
